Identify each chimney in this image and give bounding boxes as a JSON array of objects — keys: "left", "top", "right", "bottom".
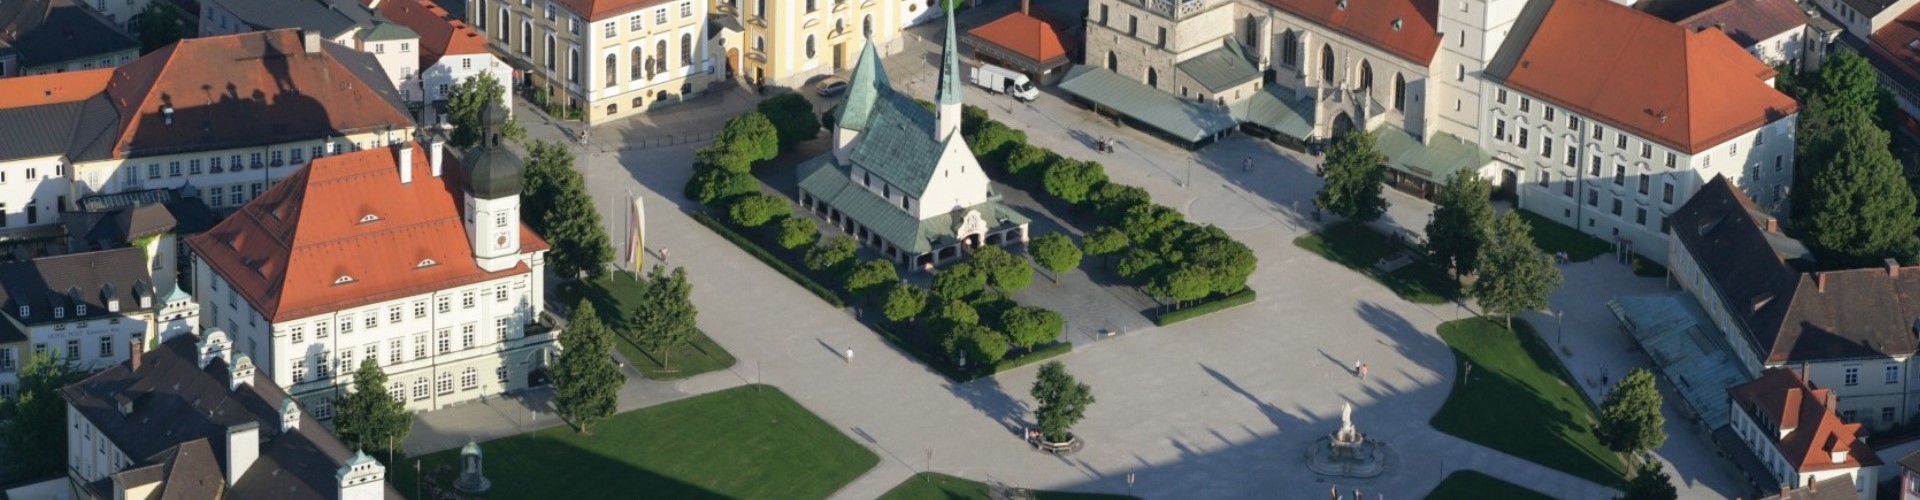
[
  {"left": 302, "top": 30, "right": 322, "bottom": 55},
  {"left": 429, "top": 127, "right": 445, "bottom": 177},
  {"left": 1021, "top": 0, "right": 1029, "bottom": 14},
  {"left": 396, "top": 142, "right": 414, "bottom": 184},
  {"left": 337, "top": 451, "right": 388, "bottom": 500},
  {"left": 1816, "top": 272, "right": 1827, "bottom": 292},
  {"left": 128, "top": 338, "right": 144, "bottom": 371},
  {"left": 225, "top": 422, "right": 260, "bottom": 487},
  {"left": 1765, "top": 216, "right": 1778, "bottom": 233},
  {"left": 162, "top": 105, "right": 174, "bottom": 126},
  {"left": 1888, "top": 258, "right": 1900, "bottom": 278}
]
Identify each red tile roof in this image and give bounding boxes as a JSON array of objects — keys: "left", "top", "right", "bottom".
[
  {"left": 1868, "top": 4, "right": 1920, "bottom": 84},
  {"left": 1501, "top": 0, "right": 1798, "bottom": 154},
  {"left": 373, "top": 0, "right": 491, "bottom": 68},
  {"left": 102, "top": 29, "right": 414, "bottom": 159},
  {"left": 0, "top": 67, "right": 112, "bottom": 108},
  {"left": 186, "top": 143, "right": 548, "bottom": 323},
  {"left": 1730, "top": 368, "right": 1883, "bottom": 473},
  {"left": 551, "top": 0, "right": 671, "bottom": 22},
  {"left": 967, "top": 12, "right": 1068, "bottom": 65},
  {"left": 1256, "top": 0, "right": 1444, "bottom": 65}
]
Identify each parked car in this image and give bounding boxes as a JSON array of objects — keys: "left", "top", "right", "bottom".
[{"left": 816, "top": 77, "right": 850, "bottom": 97}]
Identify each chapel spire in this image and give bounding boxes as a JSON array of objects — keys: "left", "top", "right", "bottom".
[{"left": 935, "top": 4, "right": 962, "bottom": 140}]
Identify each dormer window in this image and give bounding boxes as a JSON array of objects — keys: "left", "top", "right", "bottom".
[
  {"left": 108, "top": 300, "right": 119, "bottom": 312},
  {"left": 76, "top": 304, "right": 86, "bottom": 316},
  {"left": 417, "top": 258, "right": 438, "bottom": 268},
  {"left": 141, "top": 296, "right": 151, "bottom": 308},
  {"left": 334, "top": 275, "right": 356, "bottom": 285},
  {"left": 54, "top": 307, "right": 64, "bottom": 319},
  {"left": 16, "top": 305, "right": 26, "bottom": 317},
  {"left": 359, "top": 214, "right": 380, "bottom": 223}
]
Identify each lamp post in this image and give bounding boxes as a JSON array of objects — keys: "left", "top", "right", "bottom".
[{"left": 1554, "top": 308, "right": 1564, "bottom": 345}]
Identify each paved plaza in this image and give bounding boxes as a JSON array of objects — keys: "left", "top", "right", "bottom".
[{"left": 400, "top": 4, "right": 1750, "bottom": 498}]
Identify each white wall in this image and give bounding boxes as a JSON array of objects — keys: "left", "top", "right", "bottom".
[
  {"left": 66, "top": 403, "right": 131, "bottom": 489},
  {"left": 74, "top": 130, "right": 400, "bottom": 209},
  {"left": 0, "top": 155, "right": 71, "bottom": 231}
]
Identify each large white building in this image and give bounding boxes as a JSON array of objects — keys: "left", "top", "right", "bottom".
[
  {"left": 186, "top": 102, "right": 554, "bottom": 417},
  {"left": 1071, "top": 0, "right": 1801, "bottom": 264},
  {"left": 467, "top": 0, "right": 724, "bottom": 124}
]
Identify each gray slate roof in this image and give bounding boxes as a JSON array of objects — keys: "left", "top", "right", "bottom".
[
  {"left": 0, "top": 99, "right": 92, "bottom": 160},
  {"left": 205, "top": 0, "right": 381, "bottom": 40},
  {"left": 1176, "top": 39, "right": 1260, "bottom": 94},
  {"left": 0, "top": 0, "right": 139, "bottom": 68},
  {"left": 845, "top": 91, "right": 947, "bottom": 196},
  {"left": 798, "top": 155, "right": 1027, "bottom": 254},
  {"left": 0, "top": 247, "right": 151, "bottom": 326}
]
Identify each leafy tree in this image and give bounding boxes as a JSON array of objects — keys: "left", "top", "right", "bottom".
[
  {"left": 1620, "top": 461, "right": 1678, "bottom": 500},
  {"left": 843, "top": 259, "right": 899, "bottom": 301},
  {"left": 931, "top": 262, "right": 988, "bottom": 300},
  {"left": 1001, "top": 306, "right": 1064, "bottom": 349},
  {"left": 1115, "top": 248, "right": 1165, "bottom": 281},
  {"left": 1598, "top": 368, "right": 1667, "bottom": 457},
  {"left": 0, "top": 352, "right": 76, "bottom": 478},
  {"left": 335, "top": 358, "right": 412, "bottom": 457},
  {"left": 1793, "top": 49, "right": 1895, "bottom": 217},
  {"left": 555, "top": 300, "right": 623, "bottom": 432},
  {"left": 1425, "top": 171, "right": 1495, "bottom": 279},
  {"left": 727, "top": 194, "right": 791, "bottom": 227},
  {"left": 704, "top": 113, "right": 780, "bottom": 173},
  {"left": 972, "top": 246, "right": 1033, "bottom": 292},
  {"left": 777, "top": 216, "right": 819, "bottom": 250},
  {"left": 969, "top": 121, "right": 1027, "bottom": 166},
  {"left": 961, "top": 104, "right": 992, "bottom": 137},
  {"left": 687, "top": 167, "right": 759, "bottom": 206},
  {"left": 804, "top": 236, "right": 858, "bottom": 275},
  {"left": 545, "top": 171, "right": 614, "bottom": 281},
  {"left": 446, "top": 73, "right": 524, "bottom": 148},
  {"left": 1314, "top": 131, "right": 1389, "bottom": 222},
  {"left": 1088, "top": 183, "right": 1150, "bottom": 224},
  {"left": 932, "top": 298, "right": 980, "bottom": 332},
  {"left": 1185, "top": 230, "right": 1257, "bottom": 295},
  {"left": 1811, "top": 49, "right": 1883, "bottom": 122},
  {"left": 1082, "top": 226, "right": 1130, "bottom": 266},
  {"left": 1043, "top": 159, "right": 1108, "bottom": 204},
  {"left": 1005, "top": 144, "right": 1055, "bottom": 180},
  {"left": 1147, "top": 266, "right": 1213, "bottom": 310},
  {"left": 883, "top": 281, "right": 930, "bottom": 323},
  {"left": 1120, "top": 204, "right": 1184, "bottom": 243},
  {"left": 631, "top": 266, "right": 698, "bottom": 369},
  {"left": 1804, "top": 113, "right": 1920, "bottom": 267},
  {"left": 522, "top": 141, "right": 576, "bottom": 232},
  {"left": 132, "top": 2, "right": 184, "bottom": 54},
  {"left": 1030, "top": 361, "right": 1095, "bottom": 443},
  {"left": 757, "top": 93, "right": 821, "bottom": 150},
  {"left": 1470, "top": 213, "right": 1562, "bottom": 328},
  {"left": 943, "top": 324, "right": 1009, "bottom": 365},
  {"left": 1029, "top": 233, "right": 1082, "bottom": 283}
]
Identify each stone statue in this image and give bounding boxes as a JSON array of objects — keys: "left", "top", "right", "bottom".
[
  {"left": 453, "top": 440, "right": 491, "bottom": 494},
  {"left": 1335, "top": 402, "right": 1359, "bottom": 444}
]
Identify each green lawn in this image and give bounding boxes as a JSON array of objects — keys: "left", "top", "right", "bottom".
[
  {"left": 1431, "top": 318, "right": 1627, "bottom": 487},
  {"left": 1293, "top": 221, "right": 1459, "bottom": 304},
  {"left": 1425, "top": 470, "right": 1553, "bottom": 500},
  {"left": 557, "top": 272, "right": 737, "bottom": 380},
  {"left": 393, "top": 385, "right": 876, "bottom": 500},
  {"left": 1516, "top": 210, "right": 1612, "bottom": 262},
  {"left": 879, "top": 473, "right": 1140, "bottom": 500}
]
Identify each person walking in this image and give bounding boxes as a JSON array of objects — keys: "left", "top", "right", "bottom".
[
  {"left": 1359, "top": 363, "right": 1369, "bottom": 380},
  {"left": 1353, "top": 360, "right": 1363, "bottom": 377},
  {"left": 660, "top": 247, "right": 671, "bottom": 265},
  {"left": 845, "top": 348, "right": 854, "bottom": 363}
]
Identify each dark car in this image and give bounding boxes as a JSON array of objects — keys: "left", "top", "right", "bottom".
[{"left": 816, "top": 77, "right": 849, "bottom": 97}]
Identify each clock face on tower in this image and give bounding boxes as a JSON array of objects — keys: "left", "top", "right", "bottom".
[{"left": 496, "top": 234, "right": 509, "bottom": 249}]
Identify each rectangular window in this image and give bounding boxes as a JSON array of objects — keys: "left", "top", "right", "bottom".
[
  {"left": 390, "top": 339, "right": 402, "bottom": 364},
  {"left": 1615, "top": 135, "right": 1627, "bottom": 150},
  {"left": 1664, "top": 152, "right": 1676, "bottom": 169},
  {"left": 66, "top": 339, "right": 80, "bottom": 359},
  {"left": 437, "top": 329, "right": 451, "bottom": 354},
  {"left": 438, "top": 373, "right": 454, "bottom": 394},
  {"left": 1611, "top": 198, "right": 1622, "bottom": 216},
  {"left": 497, "top": 317, "right": 511, "bottom": 342},
  {"left": 1157, "top": 27, "right": 1167, "bottom": 48},
  {"left": 1635, "top": 207, "right": 1647, "bottom": 225},
  {"left": 496, "top": 283, "right": 509, "bottom": 302},
  {"left": 1730, "top": 143, "right": 1739, "bottom": 157},
  {"left": 415, "top": 301, "right": 427, "bottom": 318},
  {"left": 270, "top": 151, "right": 283, "bottom": 166},
  {"left": 338, "top": 349, "right": 354, "bottom": 374},
  {"left": 655, "top": 7, "right": 666, "bottom": 23},
  {"left": 1518, "top": 129, "right": 1529, "bottom": 149},
  {"left": 315, "top": 321, "right": 329, "bottom": 338},
  {"left": 1496, "top": 89, "right": 1507, "bottom": 104},
  {"left": 462, "top": 290, "right": 476, "bottom": 309},
  {"left": 1494, "top": 119, "right": 1507, "bottom": 141},
  {"left": 1592, "top": 125, "right": 1603, "bottom": 141},
  {"left": 1564, "top": 146, "right": 1577, "bottom": 167},
  {"left": 414, "top": 378, "right": 429, "bottom": 400},
  {"left": 1889, "top": 365, "right": 1901, "bottom": 384},
  {"left": 1519, "top": 97, "right": 1531, "bottom": 113},
  {"left": 364, "top": 310, "right": 378, "bottom": 330},
  {"left": 1538, "top": 171, "right": 1552, "bottom": 188},
  {"left": 462, "top": 369, "right": 478, "bottom": 390},
  {"left": 1845, "top": 366, "right": 1860, "bottom": 386},
  {"left": 1563, "top": 180, "right": 1574, "bottom": 197},
  {"left": 1638, "top": 175, "right": 1650, "bottom": 195},
  {"left": 188, "top": 160, "right": 202, "bottom": 175},
  {"left": 1587, "top": 190, "right": 1598, "bottom": 207},
  {"left": 291, "top": 326, "right": 304, "bottom": 344},
  {"left": 604, "top": 23, "right": 615, "bottom": 38},
  {"left": 250, "top": 152, "right": 262, "bottom": 168},
  {"left": 414, "top": 334, "right": 427, "bottom": 359},
  {"left": 1568, "top": 116, "right": 1580, "bottom": 131},
  {"left": 315, "top": 352, "right": 331, "bottom": 379},
  {"left": 365, "top": 344, "right": 378, "bottom": 365},
  {"left": 630, "top": 15, "right": 641, "bottom": 31},
  {"left": 1542, "top": 137, "right": 1554, "bottom": 158},
  {"left": 437, "top": 296, "right": 451, "bottom": 313},
  {"left": 1640, "top": 143, "right": 1652, "bottom": 159},
  {"left": 148, "top": 164, "right": 160, "bottom": 179},
  {"left": 1589, "top": 156, "right": 1601, "bottom": 177},
  {"left": 1885, "top": 407, "right": 1897, "bottom": 424},
  {"left": 462, "top": 324, "right": 476, "bottom": 349},
  {"left": 0, "top": 348, "right": 14, "bottom": 372},
  {"left": 1660, "top": 216, "right": 1671, "bottom": 234},
  {"left": 292, "top": 359, "right": 306, "bottom": 383},
  {"left": 99, "top": 336, "right": 113, "bottom": 358},
  {"left": 1544, "top": 107, "right": 1555, "bottom": 121},
  {"left": 291, "top": 148, "right": 303, "bottom": 164},
  {"left": 389, "top": 306, "right": 402, "bottom": 324},
  {"left": 680, "top": 1, "right": 691, "bottom": 17},
  {"left": 339, "top": 315, "right": 354, "bottom": 335},
  {"left": 1663, "top": 183, "right": 1675, "bottom": 204}
]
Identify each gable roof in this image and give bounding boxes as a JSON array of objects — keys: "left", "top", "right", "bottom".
[
  {"left": 1679, "top": 0, "right": 1810, "bottom": 48},
  {"left": 372, "top": 0, "right": 489, "bottom": 68},
  {"left": 1730, "top": 368, "right": 1882, "bottom": 473},
  {"left": 1176, "top": 39, "right": 1261, "bottom": 93},
  {"left": 0, "top": 67, "right": 112, "bottom": 160},
  {"left": 202, "top": 0, "right": 381, "bottom": 40},
  {"left": 1671, "top": 176, "right": 1920, "bottom": 364},
  {"left": 844, "top": 91, "right": 947, "bottom": 196},
  {"left": 1254, "top": 0, "right": 1444, "bottom": 65},
  {"left": 966, "top": 11, "right": 1068, "bottom": 65},
  {"left": 1490, "top": 0, "right": 1798, "bottom": 154},
  {"left": 0, "top": 247, "right": 152, "bottom": 326},
  {"left": 102, "top": 29, "right": 414, "bottom": 159},
  {"left": 186, "top": 143, "right": 547, "bottom": 323},
  {"left": 551, "top": 0, "right": 673, "bottom": 22},
  {"left": 1868, "top": 4, "right": 1920, "bottom": 87},
  {"left": 0, "top": 0, "right": 139, "bottom": 68}
]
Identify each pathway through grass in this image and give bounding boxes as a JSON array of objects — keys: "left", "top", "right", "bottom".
[{"left": 1430, "top": 317, "right": 1627, "bottom": 487}]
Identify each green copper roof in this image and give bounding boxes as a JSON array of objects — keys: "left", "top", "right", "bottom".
[
  {"left": 1373, "top": 124, "right": 1491, "bottom": 184},
  {"left": 1176, "top": 40, "right": 1260, "bottom": 94},
  {"left": 845, "top": 92, "right": 944, "bottom": 195},
  {"left": 936, "top": 6, "right": 962, "bottom": 106},
  {"left": 1229, "top": 85, "right": 1314, "bottom": 139},
  {"left": 798, "top": 156, "right": 1028, "bottom": 255},
  {"left": 1057, "top": 65, "right": 1236, "bottom": 142},
  {"left": 837, "top": 39, "right": 891, "bottom": 131},
  {"left": 360, "top": 22, "right": 418, "bottom": 42}
]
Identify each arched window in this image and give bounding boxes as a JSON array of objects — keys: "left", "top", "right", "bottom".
[
  {"left": 1146, "top": 67, "right": 1158, "bottom": 88},
  {"left": 1393, "top": 73, "right": 1406, "bottom": 111},
  {"left": 1106, "top": 51, "right": 1117, "bottom": 72},
  {"left": 681, "top": 33, "right": 693, "bottom": 66},
  {"left": 520, "top": 21, "right": 531, "bottom": 54},
  {"left": 655, "top": 40, "right": 667, "bottom": 73},
  {"left": 607, "top": 103, "right": 617, "bottom": 115},
  {"left": 863, "top": 15, "right": 873, "bottom": 37},
  {"left": 641, "top": 46, "right": 656, "bottom": 80},
  {"left": 805, "top": 35, "right": 817, "bottom": 59},
  {"left": 1243, "top": 15, "right": 1258, "bottom": 49},
  {"left": 1280, "top": 30, "right": 1298, "bottom": 67},
  {"left": 1320, "top": 44, "right": 1334, "bottom": 84},
  {"left": 754, "top": 35, "right": 765, "bottom": 52},
  {"left": 1358, "top": 60, "right": 1372, "bottom": 90},
  {"left": 498, "top": 9, "right": 511, "bottom": 40},
  {"left": 569, "top": 48, "right": 580, "bottom": 83},
  {"left": 605, "top": 53, "right": 617, "bottom": 88},
  {"left": 477, "top": 0, "right": 487, "bottom": 28},
  {"left": 544, "top": 35, "right": 555, "bottom": 70}
]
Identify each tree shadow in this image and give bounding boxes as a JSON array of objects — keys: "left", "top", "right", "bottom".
[
  {"left": 1199, "top": 363, "right": 1309, "bottom": 435},
  {"left": 942, "top": 375, "right": 1028, "bottom": 437}
]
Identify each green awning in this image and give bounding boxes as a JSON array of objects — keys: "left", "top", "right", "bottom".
[
  {"left": 1373, "top": 125, "right": 1491, "bottom": 184},
  {"left": 1176, "top": 40, "right": 1260, "bottom": 94},
  {"left": 1057, "top": 65, "right": 1236, "bottom": 143},
  {"left": 1229, "top": 86, "right": 1315, "bottom": 139}
]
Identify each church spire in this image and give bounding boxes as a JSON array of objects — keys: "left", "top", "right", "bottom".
[{"left": 935, "top": 3, "right": 962, "bottom": 140}]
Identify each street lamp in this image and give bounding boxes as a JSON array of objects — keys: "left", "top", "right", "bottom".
[{"left": 1554, "top": 308, "right": 1564, "bottom": 345}]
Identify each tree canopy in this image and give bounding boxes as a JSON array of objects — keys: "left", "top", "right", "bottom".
[
  {"left": 1804, "top": 112, "right": 1920, "bottom": 267},
  {"left": 1043, "top": 159, "right": 1108, "bottom": 204},
  {"left": 883, "top": 281, "right": 930, "bottom": 323},
  {"left": 1315, "top": 131, "right": 1389, "bottom": 222},
  {"left": 1620, "top": 461, "right": 1678, "bottom": 500},
  {"left": 1029, "top": 233, "right": 1082, "bottom": 283},
  {"left": 544, "top": 168, "right": 614, "bottom": 281},
  {"left": 1425, "top": 171, "right": 1495, "bottom": 278},
  {"left": 1598, "top": 368, "right": 1667, "bottom": 457},
  {"left": 701, "top": 113, "right": 780, "bottom": 173},
  {"left": 804, "top": 236, "right": 858, "bottom": 275},
  {"left": 446, "top": 73, "right": 524, "bottom": 148},
  {"left": 132, "top": 2, "right": 185, "bottom": 54},
  {"left": 335, "top": 358, "right": 412, "bottom": 456},
  {"left": 1001, "top": 306, "right": 1065, "bottom": 349},
  {"left": 556, "top": 300, "right": 623, "bottom": 432},
  {"left": 971, "top": 246, "right": 1033, "bottom": 292},
  {"left": 728, "top": 194, "right": 792, "bottom": 227},
  {"left": 931, "top": 262, "right": 989, "bottom": 300},
  {"left": 521, "top": 141, "right": 575, "bottom": 233},
  {"left": 1031, "top": 362, "right": 1095, "bottom": 442},
  {"left": 757, "top": 93, "right": 821, "bottom": 150},
  {"left": 777, "top": 216, "right": 820, "bottom": 250},
  {"left": 0, "top": 352, "right": 76, "bottom": 478},
  {"left": 1469, "top": 213, "right": 1562, "bottom": 326},
  {"left": 844, "top": 259, "right": 899, "bottom": 300},
  {"left": 630, "top": 266, "right": 699, "bottom": 369}
]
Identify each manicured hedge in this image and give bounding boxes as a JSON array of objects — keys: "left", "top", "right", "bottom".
[
  {"left": 1154, "top": 289, "right": 1258, "bottom": 326},
  {"left": 985, "top": 342, "right": 1073, "bottom": 376},
  {"left": 692, "top": 212, "right": 846, "bottom": 307},
  {"left": 870, "top": 320, "right": 1072, "bottom": 382}
]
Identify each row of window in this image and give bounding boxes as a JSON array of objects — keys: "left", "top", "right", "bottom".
[
  {"left": 0, "top": 163, "right": 62, "bottom": 184},
  {"left": 290, "top": 319, "right": 512, "bottom": 382},
  {"left": 604, "top": 2, "right": 693, "bottom": 39},
  {"left": 286, "top": 285, "right": 511, "bottom": 344},
  {"left": 393, "top": 365, "right": 508, "bottom": 404},
  {"left": 1840, "top": 364, "right": 1901, "bottom": 386},
  {"left": 27, "top": 335, "right": 118, "bottom": 364},
  {"left": 603, "top": 35, "right": 697, "bottom": 88}
]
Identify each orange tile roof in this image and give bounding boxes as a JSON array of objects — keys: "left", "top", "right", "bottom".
[
  {"left": 0, "top": 67, "right": 113, "bottom": 109},
  {"left": 1730, "top": 368, "right": 1882, "bottom": 473},
  {"left": 967, "top": 12, "right": 1067, "bottom": 65},
  {"left": 551, "top": 0, "right": 671, "bottom": 22},
  {"left": 186, "top": 143, "right": 548, "bottom": 323},
  {"left": 374, "top": 0, "right": 490, "bottom": 68},
  {"left": 1868, "top": 4, "right": 1920, "bottom": 84},
  {"left": 1501, "top": 0, "right": 1798, "bottom": 154},
  {"left": 1256, "top": 0, "right": 1443, "bottom": 65},
  {"left": 102, "top": 29, "right": 414, "bottom": 159}
]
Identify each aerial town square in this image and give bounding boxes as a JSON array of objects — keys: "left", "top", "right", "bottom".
[{"left": 4, "top": 0, "right": 1920, "bottom": 498}]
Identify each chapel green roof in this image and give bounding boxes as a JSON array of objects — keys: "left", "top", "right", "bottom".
[
  {"left": 837, "top": 39, "right": 891, "bottom": 132},
  {"left": 798, "top": 156, "right": 1027, "bottom": 255}
]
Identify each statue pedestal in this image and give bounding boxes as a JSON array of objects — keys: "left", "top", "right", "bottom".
[{"left": 1305, "top": 435, "right": 1391, "bottom": 478}]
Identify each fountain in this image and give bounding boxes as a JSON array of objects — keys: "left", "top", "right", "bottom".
[{"left": 1306, "top": 403, "right": 1389, "bottom": 478}]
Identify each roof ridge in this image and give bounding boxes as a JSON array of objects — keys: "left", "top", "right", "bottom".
[{"left": 289, "top": 217, "right": 461, "bottom": 251}]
